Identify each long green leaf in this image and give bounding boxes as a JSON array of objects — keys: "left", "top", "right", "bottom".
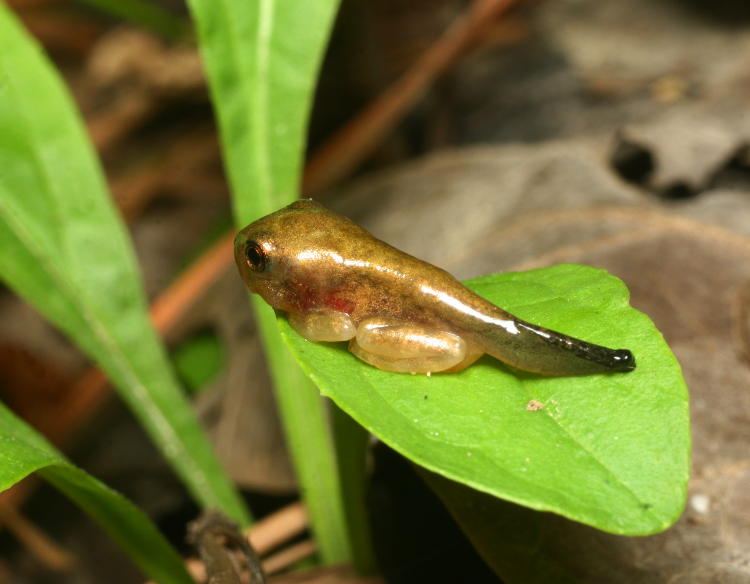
[
  {"left": 281, "top": 265, "right": 690, "bottom": 535},
  {"left": 185, "top": 0, "right": 340, "bottom": 220},
  {"left": 0, "top": 401, "right": 193, "bottom": 584},
  {"left": 184, "top": 0, "right": 353, "bottom": 564},
  {"left": 0, "top": 4, "right": 248, "bottom": 525}
]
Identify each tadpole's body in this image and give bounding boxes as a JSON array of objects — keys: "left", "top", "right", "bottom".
[{"left": 234, "top": 200, "right": 635, "bottom": 376}]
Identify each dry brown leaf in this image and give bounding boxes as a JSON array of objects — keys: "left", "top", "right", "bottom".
[{"left": 615, "top": 104, "right": 750, "bottom": 194}]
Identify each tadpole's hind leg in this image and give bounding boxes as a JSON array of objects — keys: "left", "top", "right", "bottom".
[
  {"left": 442, "top": 349, "right": 484, "bottom": 373},
  {"left": 349, "top": 318, "right": 476, "bottom": 374},
  {"left": 288, "top": 309, "right": 356, "bottom": 342}
]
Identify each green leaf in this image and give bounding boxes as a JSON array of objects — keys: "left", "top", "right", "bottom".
[
  {"left": 0, "top": 402, "right": 193, "bottom": 584},
  {"left": 185, "top": 0, "right": 357, "bottom": 566},
  {"left": 185, "top": 0, "right": 340, "bottom": 223},
  {"left": 280, "top": 264, "right": 690, "bottom": 535},
  {"left": 0, "top": 4, "right": 248, "bottom": 525}
]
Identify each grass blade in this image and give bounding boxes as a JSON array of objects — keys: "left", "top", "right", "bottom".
[
  {"left": 0, "top": 4, "right": 248, "bottom": 525},
  {"left": 184, "top": 0, "right": 356, "bottom": 564},
  {"left": 0, "top": 401, "right": 193, "bottom": 584}
]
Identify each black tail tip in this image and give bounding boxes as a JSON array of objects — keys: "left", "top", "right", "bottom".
[{"left": 611, "top": 349, "right": 636, "bottom": 372}]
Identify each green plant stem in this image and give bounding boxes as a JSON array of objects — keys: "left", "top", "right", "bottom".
[
  {"left": 331, "top": 403, "right": 376, "bottom": 574},
  {"left": 184, "top": 0, "right": 352, "bottom": 565},
  {"left": 252, "top": 298, "right": 352, "bottom": 564}
]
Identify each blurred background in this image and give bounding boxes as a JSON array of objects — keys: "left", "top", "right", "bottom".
[{"left": 1, "top": 0, "right": 750, "bottom": 582}]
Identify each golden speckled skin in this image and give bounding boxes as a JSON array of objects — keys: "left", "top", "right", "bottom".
[{"left": 234, "top": 200, "right": 635, "bottom": 376}]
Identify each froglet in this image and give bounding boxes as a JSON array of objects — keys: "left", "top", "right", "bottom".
[{"left": 234, "top": 200, "right": 635, "bottom": 376}]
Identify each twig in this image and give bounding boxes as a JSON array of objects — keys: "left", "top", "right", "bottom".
[
  {"left": 302, "top": 0, "right": 521, "bottom": 196},
  {"left": 262, "top": 539, "right": 316, "bottom": 575},
  {"left": 12, "top": 7, "right": 103, "bottom": 56},
  {"left": 245, "top": 502, "right": 308, "bottom": 556},
  {"left": 188, "top": 511, "right": 266, "bottom": 584},
  {"left": 181, "top": 502, "right": 310, "bottom": 583}
]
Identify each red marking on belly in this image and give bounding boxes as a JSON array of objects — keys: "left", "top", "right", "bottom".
[
  {"left": 291, "top": 281, "right": 319, "bottom": 312},
  {"left": 325, "top": 293, "right": 355, "bottom": 315},
  {"left": 290, "top": 281, "right": 354, "bottom": 314}
]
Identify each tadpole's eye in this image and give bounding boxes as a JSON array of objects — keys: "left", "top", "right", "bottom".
[{"left": 244, "top": 241, "right": 267, "bottom": 272}]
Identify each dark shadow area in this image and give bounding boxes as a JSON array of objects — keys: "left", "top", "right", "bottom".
[
  {"left": 368, "top": 443, "right": 500, "bottom": 584},
  {"left": 610, "top": 138, "right": 654, "bottom": 187}
]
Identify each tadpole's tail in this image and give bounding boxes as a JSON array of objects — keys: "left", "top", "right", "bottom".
[{"left": 483, "top": 318, "right": 636, "bottom": 376}]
